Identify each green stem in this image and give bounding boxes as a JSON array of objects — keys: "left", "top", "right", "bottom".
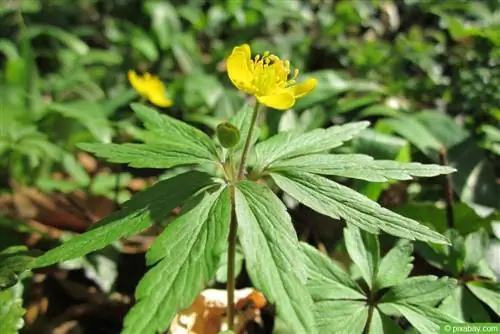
[
  {"left": 226, "top": 192, "right": 237, "bottom": 330},
  {"left": 237, "top": 101, "right": 261, "bottom": 180},
  {"left": 227, "top": 100, "right": 262, "bottom": 330}
]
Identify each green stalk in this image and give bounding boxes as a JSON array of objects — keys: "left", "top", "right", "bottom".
[{"left": 227, "top": 101, "right": 262, "bottom": 330}]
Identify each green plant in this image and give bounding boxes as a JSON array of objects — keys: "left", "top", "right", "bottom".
[
  {"left": 9, "top": 95, "right": 456, "bottom": 333},
  {"left": 302, "top": 228, "right": 459, "bottom": 333}
]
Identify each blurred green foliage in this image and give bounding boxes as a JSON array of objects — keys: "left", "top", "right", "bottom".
[{"left": 0, "top": 0, "right": 499, "bottom": 332}]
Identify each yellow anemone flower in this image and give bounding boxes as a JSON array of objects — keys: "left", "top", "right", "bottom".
[
  {"left": 226, "top": 44, "right": 317, "bottom": 110},
  {"left": 128, "top": 70, "right": 173, "bottom": 107}
]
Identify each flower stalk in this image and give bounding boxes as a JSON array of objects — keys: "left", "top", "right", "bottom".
[{"left": 227, "top": 101, "right": 262, "bottom": 330}]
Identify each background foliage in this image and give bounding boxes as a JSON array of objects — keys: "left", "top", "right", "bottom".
[{"left": 0, "top": 0, "right": 498, "bottom": 333}]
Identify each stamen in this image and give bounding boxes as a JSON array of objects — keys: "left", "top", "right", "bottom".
[{"left": 263, "top": 51, "right": 270, "bottom": 57}]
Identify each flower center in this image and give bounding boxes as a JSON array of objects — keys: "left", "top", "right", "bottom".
[{"left": 250, "top": 52, "right": 299, "bottom": 96}]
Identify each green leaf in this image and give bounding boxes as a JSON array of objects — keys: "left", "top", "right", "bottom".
[
  {"left": 449, "top": 138, "right": 500, "bottom": 214},
  {"left": 300, "top": 242, "right": 365, "bottom": 300},
  {"left": 376, "top": 240, "right": 414, "bottom": 289},
  {"left": 271, "top": 171, "right": 449, "bottom": 244},
  {"left": 387, "top": 303, "right": 461, "bottom": 334},
  {"left": 466, "top": 281, "right": 500, "bottom": 316},
  {"left": 463, "top": 229, "right": 489, "bottom": 274},
  {"left": 79, "top": 142, "right": 216, "bottom": 169},
  {"left": 0, "top": 283, "right": 25, "bottom": 334},
  {"left": 235, "top": 181, "right": 316, "bottom": 334},
  {"left": 368, "top": 308, "right": 404, "bottom": 334},
  {"left": 271, "top": 154, "right": 455, "bottom": 182},
  {"left": 313, "top": 300, "right": 368, "bottom": 334},
  {"left": 32, "top": 171, "right": 214, "bottom": 268},
  {"left": 344, "top": 226, "right": 380, "bottom": 288},
  {"left": 251, "top": 121, "right": 369, "bottom": 171},
  {"left": 48, "top": 101, "right": 113, "bottom": 143},
  {"left": 27, "top": 25, "right": 89, "bottom": 55},
  {"left": 0, "top": 246, "right": 34, "bottom": 289},
  {"left": 380, "top": 276, "right": 456, "bottom": 305},
  {"left": 439, "top": 286, "right": 491, "bottom": 322},
  {"left": 131, "top": 103, "right": 218, "bottom": 157},
  {"left": 382, "top": 116, "right": 442, "bottom": 160},
  {"left": 144, "top": 0, "right": 181, "bottom": 50},
  {"left": 123, "top": 187, "right": 231, "bottom": 334}
]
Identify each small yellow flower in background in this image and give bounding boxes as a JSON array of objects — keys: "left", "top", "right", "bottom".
[
  {"left": 128, "top": 70, "right": 173, "bottom": 107},
  {"left": 226, "top": 44, "right": 317, "bottom": 110}
]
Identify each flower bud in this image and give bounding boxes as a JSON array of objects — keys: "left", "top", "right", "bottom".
[{"left": 216, "top": 122, "right": 240, "bottom": 148}]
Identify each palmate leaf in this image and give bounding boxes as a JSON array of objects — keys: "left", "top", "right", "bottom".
[
  {"left": 79, "top": 142, "right": 215, "bottom": 168},
  {"left": 235, "top": 181, "right": 317, "bottom": 334},
  {"left": 250, "top": 121, "right": 369, "bottom": 171},
  {"left": 270, "top": 154, "right": 455, "bottom": 182},
  {"left": 0, "top": 284, "right": 25, "bottom": 334},
  {"left": 466, "top": 281, "right": 500, "bottom": 316},
  {"left": 271, "top": 171, "right": 449, "bottom": 244},
  {"left": 386, "top": 303, "right": 460, "bottom": 334},
  {"left": 123, "top": 187, "right": 231, "bottom": 334},
  {"left": 32, "top": 171, "right": 214, "bottom": 268},
  {"left": 131, "top": 103, "right": 217, "bottom": 156},
  {"left": 439, "top": 286, "right": 492, "bottom": 322},
  {"left": 369, "top": 309, "right": 405, "bottom": 334},
  {"left": 375, "top": 240, "right": 414, "bottom": 289},
  {"left": 380, "top": 276, "right": 457, "bottom": 305},
  {"left": 344, "top": 226, "right": 380, "bottom": 289},
  {"left": 0, "top": 246, "right": 35, "bottom": 289},
  {"left": 313, "top": 300, "right": 368, "bottom": 334},
  {"left": 301, "top": 243, "right": 365, "bottom": 300},
  {"left": 79, "top": 103, "right": 220, "bottom": 169}
]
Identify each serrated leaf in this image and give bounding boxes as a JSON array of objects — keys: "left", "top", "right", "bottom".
[
  {"left": 388, "top": 303, "right": 461, "bottom": 334},
  {"left": 439, "top": 286, "right": 491, "bottom": 322},
  {"left": 376, "top": 240, "right": 414, "bottom": 289},
  {"left": 250, "top": 121, "right": 369, "bottom": 171},
  {"left": 123, "top": 188, "right": 230, "bottom": 334},
  {"left": 313, "top": 300, "right": 368, "bottom": 334},
  {"left": 271, "top": 154, "right": 455, "bottom": 182},
  {"left": 271, "top": 171, "right": 450, "bottom": 244},
  {"left": 0, "top": 246, "right": 34, "bottom": 289},
  {"left": 32, "top": 171, "right": 213, "bottom": 268},
  {"left": 0, "top": 283, "right": 25, "bottom": 334},
  {"left": 463, "top": 229, "right": 489, "bottom": 274},
  {"left": 235, "top": 181, "right": 316, "bottom": 334},
  {"left": 369, "top": 308, "right": 404, "bottom": 334},
  {"left": 466, "top": 281, "right": 500, "bottom": 316},
  {"left": 380, "top": 276, "right": 456, "bottom": 305},
  {"left": 300, "top": 242, "right": 365, "bottom": 300},
  {"left": 131, "top": 103, "right": 217, "bottom": 156},
  {"left": 79, "top": 142, "right": 215, "bottom": 169},
  {"left": 344, "top": 226, "right": 380, "bottom": 288}
]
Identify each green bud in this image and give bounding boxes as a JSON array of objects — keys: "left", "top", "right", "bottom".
[{"left": 216, "top": 122, "right": 240, "bottom": 148}]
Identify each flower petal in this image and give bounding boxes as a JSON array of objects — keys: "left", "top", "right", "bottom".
[
  {"left": 227, "top": 46, "right": 253, "bottom": 92},
  {"left": 292, "top": 78, "right": 317, "bottom": 98},
  {"left": 257, "top": 92, "right": 295, "bottom": 110},
  {"left": 232, "top": 44, "right": 251, "bottom": 59},
  {"left": 128, "top": 70, "right": 148, "bottom": 97},
  {"left": 148, "top": 91, "right": 173, "bottom": 107}
]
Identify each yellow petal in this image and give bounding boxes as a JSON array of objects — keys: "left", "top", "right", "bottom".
[
  {"left": 257, "top": 92, "right": 295, "bottom": 110},
  {"left": 227, "top": 47, "right": 253, "bottom": 92},
  {"left": 148, "top": 91, "right": 173, "bottom": 107},
  {"left": 292, "top": 78, "right": 317, "bottom": 98},
  {"left": 128, "top": 70, "right": 148, "bottom": 97},
  {"left": 232, "top": 44, "right": 251, "bottom": 59}
]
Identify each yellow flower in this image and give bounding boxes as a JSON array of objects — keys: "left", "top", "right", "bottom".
[
  {"left": 128, "top": 70, "right": 173, "bottom": 107},
  {"left": 226, "top": 44, "right": 317, "bottom": 110}
]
